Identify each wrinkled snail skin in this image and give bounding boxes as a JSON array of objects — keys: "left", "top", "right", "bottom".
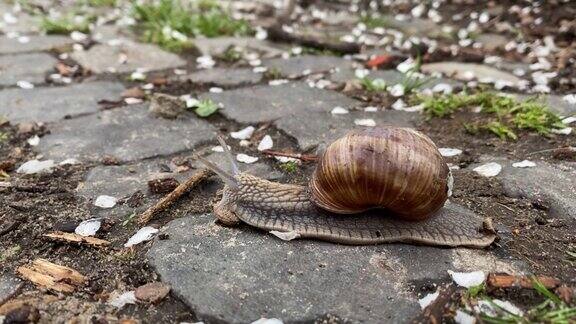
[
  {"left": 215, "top": 173, "right": 496, "bottom": 248},
  {"left": 202, "top": 127, "right": 496, "bottom": 248},
  {"left": 310, "top": 127, "right": 450, "bottom": 220}
]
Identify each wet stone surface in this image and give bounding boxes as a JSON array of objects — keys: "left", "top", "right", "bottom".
[
  {"left": 0, "top": 81, "right": 124, "bottom": 123},
  {"left": 173, "top": 68, "right": 262, "bottom": 87},
  {"left": 193, "top": 37, "right": 285, "bottom": 58},
  {"left": 263, "top": 55, "right": 355, "bottom": 78},
  {"left": 0, "top": 274, "right": 21, "bottom": 305},
  {"left": 496, "top": 160, "right": 576, "bottom": 219},
  {"left": 200, "top": 82, "right": 360, "bottom": 123},
  {"left": 277, "top": 110, "right": 421, "bottom": 151},
  {"left": 38, "top": 104, "right": 215, "bottom": 163},
  {"left": 0, "top": 35, "right": 72, "bottom": 55},
  {"left": 0, "top": 52, "right": 56, "bottom": 86},
  {"left": 147, "top": 211, "right": 523, "bottom": 323},
  {"left": 71, "top": 41, "right": 186, "bottom": 74},
  {"left": 421, "top": 62, "right": 524, "bottom": 87}
]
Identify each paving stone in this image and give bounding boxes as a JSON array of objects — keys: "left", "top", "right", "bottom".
[
  {"left": 0, "top": 35, "right": 72, "bottom": 55},
  {"left": 193, "top": 37, "right": 285, "bottom": 58},
  {"left": 385, "top": 16, "right": 444, "bottom": 38},
  {"left": 200, "top": 82, "right": 360, "bottom": 123},
  {"left": 514, "top": 94, "right": 576, "bottom": 116},
  {"left": 277, "top": 110, "right": 421, "bottom": 151},
  {"left": 421, "top": 62, "right": 524, "bottom": 87},
  {"left": 0, "top": 4, "right": 40, "bottom": 34},
  {"left": 147, "top": 206, "right": 523, "bottom": 323},
  {"left": 0, "top": 81, "right": 124, "bottom": 123},
  {"left": 476, "top": 33, "right": 510, "bottom": 52},
  {"left": 38, "top": 104, "right": 216, "bottom": 163},
  {"left": 70, "top": 41, "right": 186, "bottom": 74},
  {"left": 0, "top": 52, "right": 56, "bottom": 86},
  {"left": 0, "top": 273, "right": 22, "bottom": 305},
  {"left": 495, "top": 159, "right": 576, "bottom": 219},
  {"left": 173, "top": 68, "right": 262, "bottom": 87},
  {"left": 263, "top": 55, "right": 355, "bottom": 78}
]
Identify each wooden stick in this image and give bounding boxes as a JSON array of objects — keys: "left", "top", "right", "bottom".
[
  {"left": 262, "top": 150, "right": 318, "bottom": 162},
  {"left": 44, "top": 232, "right": 110, "bottom": 246},
  {"left": 138, "top": 168, "right": 212, "bottom": 225}
]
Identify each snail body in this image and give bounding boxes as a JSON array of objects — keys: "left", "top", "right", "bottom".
[{"left": 198, "top": 127, "right": 495, "bottom": 248}]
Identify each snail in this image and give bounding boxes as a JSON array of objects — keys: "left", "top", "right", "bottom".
[{"left": 197, "top": 127, "right": 496, "bottom": 248}]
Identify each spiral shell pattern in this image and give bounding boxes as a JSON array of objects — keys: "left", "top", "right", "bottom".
[{"left": 310, "top": 127, "right": 450, "bottom": 220}]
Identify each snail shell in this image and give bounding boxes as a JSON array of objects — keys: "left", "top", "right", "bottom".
[{"left": 310, "top": 127, "right": 450, "bottom": 220}]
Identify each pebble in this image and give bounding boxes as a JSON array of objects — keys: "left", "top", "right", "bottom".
[{"left": 135, "top": 282, "right": 171, "bottom": 304}]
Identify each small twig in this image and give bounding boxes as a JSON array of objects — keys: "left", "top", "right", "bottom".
[
  {"left": 262, "top": 150, "right": 318, "bottom": 162},
  {"left": 138, "top": 168, "right": 212, "bottom": 225},
  {"left": 44, "top": 232, "right": 110, "bottom": 247}
]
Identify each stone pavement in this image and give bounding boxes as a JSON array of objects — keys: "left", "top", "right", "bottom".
[{"left": 1, "top": 6, "right": 575, "bottom": 323}]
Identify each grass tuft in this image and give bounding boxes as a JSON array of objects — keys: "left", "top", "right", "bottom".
[
  {"left": 417, "top": 92, "right": 565, "bottom": 140},
  {"left": 132, "top": 0, "right": 252, "bottom": 52},
  {"left": 41, "top": 14, "right": 92, "bottom": 34},
  {"left": 359, "top": 14, "right": 390, "bottom": 29},
  {"left": 279, "top": 161, "right": 298, "bottom": 173},
  {"left": 360, "top": 77, "right": 387, "bottom": 92}
]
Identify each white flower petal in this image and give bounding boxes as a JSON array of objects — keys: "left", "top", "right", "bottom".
[
  {"left": 512, "top": 160, "right": 536, "bottom": 168},
  {"left": 16, "top": 160, "right": 54, "bottom": 174},
  {"left": 94, "top": 195, "right": 117, "bottom": 208},
  {"left": 75, "top": 218, "right": 101, "bottom": 237},
  {"left": 473, "top": 162, "right": 502, "bottom": 177},
  {"left": 16, "top": 80, "right": 34, "bottom": 89},
  {"left": 448, "top": 270, "right": 486, "bottom": 288},
  {"left": 230, "top": 126, "right": 255, "bottom": 140},
  {"left": 108, "top": 291, "right": 137, "bottom": 308},
  {"left": 439, "top": 148, "right": 462, "bottom": 157},
  {"left": 331, "top": 107, "right": 349, "bottom": 115},
  {"left": 454, "top": 310, "right": 476, "bottom": 324},
  {"left": 354, "top": 119, "right": 376, "bottom": 127},
  {"left": 27, "top": 135, "right": 40, "bottom": 146},
  {"left": 418, "top": 291, "right": 439, "bottom": 309},
  {"left": 125, "top": 226, "right": 159, "bottom": 247},
  {"left": 257, "top": 135, "right": 273, "bottom": 151},
  {"left": 270, "top": 231, "right": 300, "bottom": 241},
  {"left": 236, "top": 153, "right": 259, "bottom": 164},
  {"left": 551, "top": 127, "right": 572, "bottom": 135}
]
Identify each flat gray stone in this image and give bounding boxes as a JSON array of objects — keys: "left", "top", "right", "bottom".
[
  {"left": 0, "top": 52, "right": 56, "bottom": 86},
  {"left": 38, "top": 104, "right": 216, "bottom": 163},
  {"left": 194, "top": 37, "right": 285, "bottom": 58},
  {"left": 174, "top": 68, "right": 262, "bottom": 87},
  {"left": 476, "top": 33, "right": 510, "bottom": 52},
  {"left": 385, "top": 16, "right": 444, "bottom": 39},
  {"left": 421, "top": 62, "right": 524, "bottom": 87},
  {"left": 277, "top": 110, "right": 420, "bottom": 151},
  {"left": 263, "top": 55, "right": 354, "bottom": 78},
  {"left": 0, "top": 4, "right": 40, "bottom": 34},
  {"left": 200, "top": 82, "right": 360, "bottom": 123},
  {"left": 71, "top": 41, "right": 186, "bottom": 74},
  {"left": 497, "top": 160, "right": 576, "bottom": 219},
  {"left": 147, "top": 208, "right": 522, "bottom": 323},
  {"left": 513, "top": 94, "right": 576, "bottom": 116},
  {"left": 0, "top": 273, "right": 22, "bottom": 305},
  {"left": 0, "top": 35, "right": 72, "bottom": 54},
  {"left": 0, "top": 81, "right": 124, "bottom": 123}
]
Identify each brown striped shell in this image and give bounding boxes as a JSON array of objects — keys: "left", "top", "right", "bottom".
[{"left": 309, "top": 127, "right": 450, "bottom": 220}]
